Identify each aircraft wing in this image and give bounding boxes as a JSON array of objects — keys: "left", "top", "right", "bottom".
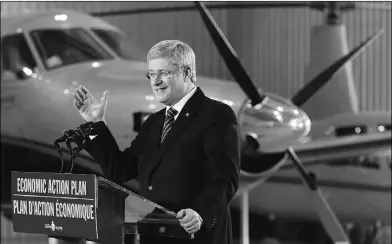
[{"left": 291, "top": 133, "right": 391, "bottom": 164}]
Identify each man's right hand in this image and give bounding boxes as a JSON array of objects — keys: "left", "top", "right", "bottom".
[{"left": 73, "top": 85, "right": 109, "bottom": 123}]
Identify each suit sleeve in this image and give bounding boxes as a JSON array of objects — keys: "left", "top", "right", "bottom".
[
  {"left": 190, "top": 106, "right": 240, "bottom": 232},
  {"left": 83, "top": 121, "right": 140, "bottom": 183}
]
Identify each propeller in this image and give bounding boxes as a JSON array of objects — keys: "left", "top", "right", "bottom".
[
  {"left": 291, "top": 29, "right": 384, "bottom": 107},
  {"left": 194, "top": 1, "right": 384, "bottom": 243}
]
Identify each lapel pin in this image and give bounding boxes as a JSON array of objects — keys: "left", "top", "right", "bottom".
[{"left": 186, "top": 113, "right": 189, "bottom": 117}]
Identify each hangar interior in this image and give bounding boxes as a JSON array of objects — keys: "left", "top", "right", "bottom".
[
  {"left": 1, "top": 1, "right": 390, "bottom": 111},
  {"left": 1, "top": 1, "right": 391, "bottom": 244}
]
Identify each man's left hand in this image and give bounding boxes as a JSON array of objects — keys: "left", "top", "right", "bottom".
[{"left": 177, "top": 208, "right": 203, "bottom": 234}]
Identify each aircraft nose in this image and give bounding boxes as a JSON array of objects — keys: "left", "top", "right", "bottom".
[{"left": 238, "top": 92, "right": 311, "bottom": 153}]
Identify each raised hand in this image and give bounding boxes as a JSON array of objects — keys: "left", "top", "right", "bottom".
[{"left": 73, "top": 85, "right": 109, "bottom": 123}]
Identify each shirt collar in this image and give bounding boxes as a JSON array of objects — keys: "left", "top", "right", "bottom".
[{"left": 166, "top": 86, "right": 197, "bottom": 120}]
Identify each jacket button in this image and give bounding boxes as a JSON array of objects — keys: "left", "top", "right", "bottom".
[
  {"left": 148, "top": 186, "right": 153, "bottom": 190},
  {"left": 159, "top": 226, "right": 166, "bottom": 233}
]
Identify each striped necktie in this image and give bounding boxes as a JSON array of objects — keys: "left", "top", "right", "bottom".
[{"left": 161, "top": 107, "right": 178, "bottom": 143}]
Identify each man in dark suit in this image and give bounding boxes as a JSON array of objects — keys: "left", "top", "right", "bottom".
[{"left": 73, "top": 40, "right": 240, "bottom": 244}]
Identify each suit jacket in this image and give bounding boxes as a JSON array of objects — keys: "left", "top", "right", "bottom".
[{"left": 84, "top": 87, "right": 240, "bottom": 244}]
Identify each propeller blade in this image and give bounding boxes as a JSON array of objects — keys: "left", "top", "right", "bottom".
[
  {"left": 287, "top": 147, "right": 350, "bottom": 243},
  {"left": 291, "top": 29, "right": 384, "bottom": 107},
  {"left": 91, "top": 2, "right": 310, "bottom": 17},
  {"left": 195, "top": 1, "right": 265, "bottom": 106}
]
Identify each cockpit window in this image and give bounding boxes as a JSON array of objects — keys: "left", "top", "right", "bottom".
[
  {"left": 91, "top": 28, "right": 146, "bottom": 62},
  {"left": 30, "top": 28, "right": 113, "bottom": 70},
  {"left": 1, "top": 33, "right": 37, "bottom": 81}
]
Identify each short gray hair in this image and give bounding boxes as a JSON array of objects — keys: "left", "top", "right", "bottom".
[{"left": 147, "top": 40, "right": 196, "bottom": 82}]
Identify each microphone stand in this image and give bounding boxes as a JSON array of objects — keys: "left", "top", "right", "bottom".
[
  {"left": 65, "top": 140, "right": 74, "bottom": 174},
  {"left": 53, "top": 122, "right": 96, "bottom": 174},
  {"left": 53, "top": 141, "right": 65, "bottom": 173}
]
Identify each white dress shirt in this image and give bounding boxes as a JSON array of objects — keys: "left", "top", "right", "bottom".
[{"left": 167, "top": 86, "right": 197, "bottom": 120}]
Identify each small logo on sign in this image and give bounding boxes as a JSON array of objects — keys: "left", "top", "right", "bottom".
[{"left": 45, "top": 221, "right": 63, "bottom": 232}]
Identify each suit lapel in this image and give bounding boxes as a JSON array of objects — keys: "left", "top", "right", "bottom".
[{"left": 146, "top": 88, "right": 206, "bottom": 183}]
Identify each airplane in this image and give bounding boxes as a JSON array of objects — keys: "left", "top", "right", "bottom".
[{"left": 1, "top": 1, "right": 390, "bottom": 243}]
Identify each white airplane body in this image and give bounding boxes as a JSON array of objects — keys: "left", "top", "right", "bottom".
[{"left": 1, "top": 9, "right": 390, "bottom": 233}]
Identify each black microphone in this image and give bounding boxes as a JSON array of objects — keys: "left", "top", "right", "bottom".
[
  {"left": 54, "top": 129, "right": 77, "bottom": 145},
  {"left": 54, "top": 122, "right": 96, "bottom": 144},
  {"left": 69, "top": 122, "right": 96, "bottom": 141},
  {"left": 54, "top": 122, "right": 97, "bottom": 173}
]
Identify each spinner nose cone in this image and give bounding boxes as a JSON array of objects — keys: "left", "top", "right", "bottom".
[{"left": 238, "top": 92, "right": 311, "bottom": 153}]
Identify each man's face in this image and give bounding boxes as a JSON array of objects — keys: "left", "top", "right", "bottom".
[{"left": 148, "top": 58, "right": 187, "bottom": 106}]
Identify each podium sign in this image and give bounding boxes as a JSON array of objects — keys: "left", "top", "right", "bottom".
[
  {"left": 11, "top": 171, "right": 98, "bottom": 240},
  {"left": 11, "top": 171, "right": 194, "bottom": 242}
]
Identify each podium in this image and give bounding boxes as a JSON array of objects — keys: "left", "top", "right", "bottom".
[{"left": 11, "top": 171, "right": 193, "bottom": 244}]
